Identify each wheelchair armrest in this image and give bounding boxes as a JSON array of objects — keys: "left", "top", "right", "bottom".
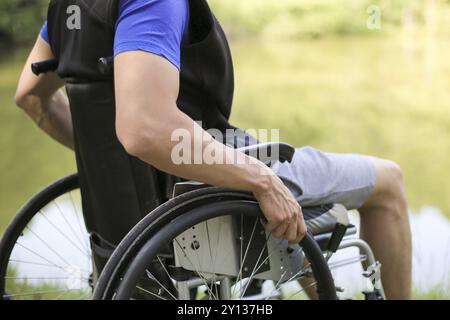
[
  {"left": 172, "top": 142, "right": 295, "bottom": 197},
  {"left": 237, "top": 142, "right": 295, "bottom": 164}
]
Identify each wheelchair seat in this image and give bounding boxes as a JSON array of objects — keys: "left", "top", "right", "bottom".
[{"left": 302, "top": 203, "right": 350, "bottom": 235}]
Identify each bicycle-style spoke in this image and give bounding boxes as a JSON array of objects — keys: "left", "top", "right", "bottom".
[
  {"left": 239, "top": 233, "right": 284, "bottom": 298},
  {"left": 14, "top": 242, "right": 67, "bottom": 272},
  {"left": 239, "top": 213, "right": 244, "bottom": 276},
  {"left": 48, "top": 284, "right": 91, "bottom": 301},
  {"left": 284, "top": 261, "right": 311, "bottom": 284},
  {"left": 52, "top": 198, "right": 87, "bottom": 252},
  {"left": 136, "top": 285, "right": 167, "bottom": 300},
  {"left": 68, "top": 192, "right": 90, "bottom": 251},
  {"left": 24, "top": 225, "right": 73, "bottom": 267},
  {"left": 155, "top": 255, "right": 181, "bottom": 298},
  {"left": 5, "top": 276, "right": 89, "bottom": 281},
  {"left": 37, "top": 210, "right": 90, "bottom": 258},
  {"left": 264, "top": 256, "right": 312, "bottom": 299},
  {"left": 2, "top": 288, "right": 87, "bottom": 299},
  {"left": 174, "top": 239, "right": 218, "bottom": 300},
  {"left": 12, "top": 242, "right": 90, "bottom": 277},
  {"left": 233, "top": 216, "right": 259, "bottom": 297},
  {"left": 285, "top": 280, "right": 318, "bottom": 300},
  {"left": 67, "top": 192, "right": 92, "bottom": 278},
  {"left": 203, "top": 220, "right": 219, "bottom": 299},
  {"left": 67, "top": 192, "right": 92, "bottom": 280},
  {"left": 8, "top": 259, "right": 65, "bottom": 269},
  {"left": 266, "top": 261, "right": 309, "bottom": 300},
  {"left": 143, "top": 269, "right": 178, "bottom": 300},
  {"left": 271, "top": 269, "right": 289, "bottom": 294},
  {"left": 173, "top": 239, "right": 218, "bottom": 300}
]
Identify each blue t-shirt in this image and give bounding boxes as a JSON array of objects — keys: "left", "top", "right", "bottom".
[{"left": 40, "top": 0, "right": 189, "bottom": 70}]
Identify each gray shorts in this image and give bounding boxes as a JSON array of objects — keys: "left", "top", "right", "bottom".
[{"left": 271, "top": 146, "right": 377, "bottom": 210}]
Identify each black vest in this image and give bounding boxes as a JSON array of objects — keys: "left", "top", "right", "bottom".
[{"left": 46, "top": 0, "right": 236, "bottom": 249}]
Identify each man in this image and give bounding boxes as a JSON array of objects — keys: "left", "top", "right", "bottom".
[{"left": 15, "top": 0, "right": 411, "bottom": 299}]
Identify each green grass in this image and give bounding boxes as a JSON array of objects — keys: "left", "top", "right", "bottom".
[
  {"left": 5, "top": 268, "right": 90, "bottom": 300},
  {"left": 5, "top": 279, "right": 89, "bottom": 300},
  {"left": 413, "top": 287, "right": 450, "bottom": 300}
]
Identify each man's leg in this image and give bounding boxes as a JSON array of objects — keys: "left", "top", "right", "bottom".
[
  {"left": 274, "top": 147, "right": 412, "bottom": 299},
  {"left": 359, "top": 157, "right": 412, "bottom": 299}
]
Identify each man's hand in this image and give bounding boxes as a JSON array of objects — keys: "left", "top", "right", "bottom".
[{"left": 254, "top": 174, "right": 307, "bottom": 244}]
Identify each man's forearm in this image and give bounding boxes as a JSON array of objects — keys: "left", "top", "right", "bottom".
[
  {"left": 18, "top": 89, "right": 74, "bottom": 150},
  {"left": 119, "top": 109, "right": 273, "bottom": 195}
]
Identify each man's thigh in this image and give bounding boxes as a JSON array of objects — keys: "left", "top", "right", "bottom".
[{"left": 272, "top": 146, "right": 377, "bottom": 210}]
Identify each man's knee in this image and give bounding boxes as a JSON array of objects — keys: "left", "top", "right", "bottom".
[
  {"left": 380, "top": 159, "right": 403, "bottom": 187},
  {"left": 367, "top": 157, "right": 406, "bottom": 203}
]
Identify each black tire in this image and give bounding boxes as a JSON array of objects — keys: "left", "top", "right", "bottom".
[
  {"left": 0, "top": 174, "right": 92, "bottom": 300},
  {"left": 94, "top": 187, "right": 337, "bottom": 300}
]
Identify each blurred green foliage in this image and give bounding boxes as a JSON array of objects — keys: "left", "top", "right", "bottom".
[
  {"left": 1, "top": 0, "right": 450, "bottom": 47},
  {"left": 0, "top": 0, "right": 48, "bottom": 47},
  {"left": 208, "top": 0, "right": 442, "bottom": 39}
]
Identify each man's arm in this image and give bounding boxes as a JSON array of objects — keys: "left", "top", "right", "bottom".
[
  {"left": 15, "top": 37, "right": 73, "bottom": 149},
  {"left": 115, "top": 51, "right": 307, "bottom": 243}
]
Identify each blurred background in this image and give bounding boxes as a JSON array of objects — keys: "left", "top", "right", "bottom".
[{"left": 0, "top": 0, "right": 449, "bottom": 299}]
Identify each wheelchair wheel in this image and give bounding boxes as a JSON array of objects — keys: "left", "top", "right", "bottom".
[
  {"left": 94, "top": 187, "right": 338, "bottom": 300},
  {"left": 0, "top": 174, "right": 93, "bottom": 300}
]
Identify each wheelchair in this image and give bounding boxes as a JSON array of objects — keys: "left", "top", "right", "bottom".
[{"left": 0, "top": 142, "right": 385, "bottom": 300}]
